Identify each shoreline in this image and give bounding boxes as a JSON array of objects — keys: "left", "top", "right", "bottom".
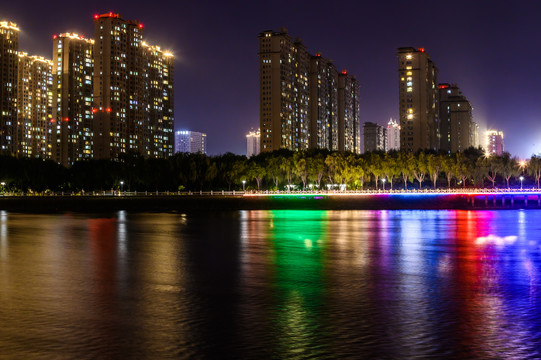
[{"left": 1, "top": 193, "right": 540, "bottom": 212}]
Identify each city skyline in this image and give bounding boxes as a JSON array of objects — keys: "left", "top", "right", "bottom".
[{"left": 2, "top": 1, "right": 541, "bottom": 158}]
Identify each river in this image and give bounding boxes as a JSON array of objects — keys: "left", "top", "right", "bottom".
[{"left": 1, "top": 210, "right": 540, "bottom": 359}]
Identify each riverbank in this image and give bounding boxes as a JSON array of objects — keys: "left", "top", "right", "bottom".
[{"left": 1, "top": 193, "right": 541, "bottom": 212}]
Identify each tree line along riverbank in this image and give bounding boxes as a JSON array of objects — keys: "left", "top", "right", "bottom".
[{"left": 0, "top": 147, "right": 540, "bottom": 194}]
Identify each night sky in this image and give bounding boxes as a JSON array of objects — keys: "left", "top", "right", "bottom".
[{"left": 2, "top": 0, "right": 541, "bottom": 158}]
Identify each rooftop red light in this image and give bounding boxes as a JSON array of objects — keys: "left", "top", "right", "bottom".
[
  {"left": 341, "top": 69, "right": 347, "bottom": 75},
  {"left": 438, "top": 84, "right": 450, "bottom": 89},
  {"left": 418, "top": 47, "right": 425, "bottom": 52},
  {"left": 138, "top": 24, "right": 143, "bottom": 29},
  {"left": 53, "top": 35, "right": 57, "bottom": 39},
  {"left": 94, "top": 14, "right": 99, "bottom": 19}
]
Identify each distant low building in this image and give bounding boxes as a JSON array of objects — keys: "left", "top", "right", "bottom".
[
  {"left": 386, "top": 118, "right": 400, "bottom": 151},
  {"left": 246, "top": 129, "right": 260, "bottom": 157},
  {"left": 363, "top": 122, "right": 386, "bottom": 152},
  {"left": 486, "top": 130, "right": 504, "bottom": 156},
  {"left": 175, "top": 130, "right": 207, "bottom": 154}
]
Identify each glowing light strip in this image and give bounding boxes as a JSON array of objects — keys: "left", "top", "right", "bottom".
[{"left": 244, "top": 191, "right": 541, "bottom": 198}]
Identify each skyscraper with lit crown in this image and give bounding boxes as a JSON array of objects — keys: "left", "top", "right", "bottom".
[
  {"left": 92, "top": 12, "right": 174, "bottom": 160},
  {"left": 246, "top": 129, "right": 260, "bottom": 157},
  {"left": 51, "top": 33, "right": 94, "bottom": 165},
  {"left": 17, "top": 52, "right": 53, "bottom": 158}
]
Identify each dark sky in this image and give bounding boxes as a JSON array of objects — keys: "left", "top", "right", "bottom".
[{"left": 2, "top": 0, "right": 541, "bottom": 158}]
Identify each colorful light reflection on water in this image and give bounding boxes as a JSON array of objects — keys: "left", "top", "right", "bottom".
[{"left": 0, "top": 210, "right": 540, "bottom": 358}]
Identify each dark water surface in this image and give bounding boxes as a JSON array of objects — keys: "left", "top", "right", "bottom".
[{"left": 1, "top": 210, "right": 541, "bottom": 359}]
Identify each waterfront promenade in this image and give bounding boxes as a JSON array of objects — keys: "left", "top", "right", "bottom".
[{"left": 1, "top": 188, "right": 541, "bottom": 212}]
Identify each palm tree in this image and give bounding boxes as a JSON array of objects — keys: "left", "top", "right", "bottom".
[
  {"left": 527, "top": 155, "right": 541, "bottom": 189},
  {"left": 425, "top": 153, "right": 443, "bottom": 189},
  {"left": 382, "top": 152, "right": 400, "bottom": 190},
  {"left": 398, "top": 151, "right": 414, "bottom": 190},
  {"left": 441, "top": 154, "right": 456, "bottom": 189},
  {"left": 500, "top": 152, "right": 519, "bottom": 189},
  {"left": 367, "top": 152, "right": 383, "bottom": 190},
  {"left": 478, "top": 154, "right": 502, "bottom": 188},
  {"left": 412, "top": 152, "right": 427, "bottom": 189},
  {"left": 293, "top": 152, "right": 308, "bottom": 190},
  {"left": 307, "top": 153, "right": 326, "bottom": 189}
]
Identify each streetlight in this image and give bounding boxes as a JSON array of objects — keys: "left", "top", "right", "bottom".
[
  {"left": 519, "top": 160, "right": 527, "bottom": 174},
  {"left": 519, "top": 176, "right": 524, "bottom": 190},
  {"left": 120, "top": 180, "right": 124, "bottom": 194},
  {"left": 242, "top": 180, "right": 246, "bottom": 192},
  {"left": 382, "top": 178, "right": 386, "bottom": 191}
]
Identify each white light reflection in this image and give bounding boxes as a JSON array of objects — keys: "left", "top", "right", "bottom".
[
  {"left": 117, "top": 210, "right": 127, "bottom": 257},
  {"left": 1, "top": 210, "right": 7, "bottom": 259}
]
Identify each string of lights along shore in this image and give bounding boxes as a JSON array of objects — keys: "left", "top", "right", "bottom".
[{"left": 0, "top": 14, "right": 174, "bottom": 166}]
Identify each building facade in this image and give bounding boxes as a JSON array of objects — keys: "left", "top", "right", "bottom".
[
  {"left": 51, "top": 33, "right": 94, "bottom": 166},
  {"left": 438, "top": 83, "right": 474, "bottom": 153},
  {"left": 17, "top": 53, "right": 53, "bottom": 158},
  {"left": 486, "top": 130, "right": 504, "bottom": 156},
  {"left": 246, "top": 128, "right": 260, "bottom": 157},
  {"left": 142, "top": 42, "right": 174, "bottom": 158},
  {"left": 0, "top": 21, "right": 19, "bottom": 154},
  {"left": 386, "top": 118, "right": 400, "bottom": 151},
  {"left": 309, "top": 54, "right": 338, "bottom": 150},
  {"left": 175, "top": 130, "right": 206, "bottom": 154},
  {"left": 363, "top": 122, "right": 386, "bottom": 152},
  {"left": 338, "top": 71, "right": 361, "bottom": 153},
  {"left": 397, "top": 47, "right": 439, "bottom": 152},
  {"left": 258, "top": 29, "right": 310, "bottom": 152},
  {"left": 92, "top": 13, "right": 174, "bottom": 160}
]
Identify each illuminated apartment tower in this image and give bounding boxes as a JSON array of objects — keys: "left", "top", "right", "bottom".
[
  {"left": 363, "top": 122, "right": 386, "bottom": 152},
  {"left": 142, "top": 43, "right": 174, "bottom": 158},
  {"left": 51, "top": 33, "right": 94, "bottom": 166},
  {"left": 0, "top": 21, "right": 19, "bottom": 154},
  {"left": 438, "top": 83, "right": 474, "bottom": 153},
  {"left": 386, "top": 118, "right": 400, "bottom": 151},
  {"left": 397, "top": 47, "right": 439, "bottom": 152},
  {"left": 258, "top": 29, "right": 310, "bottom": 152},
  {"left": 246, "top": 128, "right": 260, "bottom": 157},
  {"left": 175, "top": 130, "right": 206, "bottom": 154},
  {"left": 17, "top": 53, "right": 53, "bottom": 158},
  {"left": 92, "top": 13, "right": 145, "bottom": 159},
  {"left": 486, "top": 130, "right": 504, "bottom": 156},
  {"left": 309, "top": 54, "right": 338, "bottom": 150},
  {"left": 338, "top": 71, "right": 360, "bottom": 153}
]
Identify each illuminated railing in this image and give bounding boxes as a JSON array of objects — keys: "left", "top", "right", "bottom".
[{"left": 1, "top": 188, "right": 541, "bottom": 197}]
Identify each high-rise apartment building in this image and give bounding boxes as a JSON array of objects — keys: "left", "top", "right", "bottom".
[
  {"left": 17, "top": 53, "right": 53, "bottom": 158},
  {"left": 92, "top": 13, "right": 144, "bottom": 159},
  {"left": 51, "top": 33, "right": 94, "bottom": 166},
  {"left": 258, "top": 29, "right": 360, "bottom": 154},
  {"left": 246, "top": 128, "right": 260, "bottom": 157},
  {"left": 438, "top": 83, "right": 474, "bottom": 153},
  {"left": 363, "top": 122, "right": 386, "bottom": 153},
  {"left": 0, "top": 21, "right": 19, "bottom": 154},
  {"left": 175, "top": 130, "right": 206, "bottom": 154},
  {"left": 92, "top": 12, "right": 174, "bottom": 160},
  {"left": 142, "top": 42, "right": 174, "bottom": 158},
  {"left": 386, "top": 118, "right": 400, "bottom": 151},
  {"left": 309, "top": 54, "right": 338, "bottom": 150},
  {"left": 486, "top": 130, "right": 504, "bottom": 156},
  {"left": 397, "top": 47, "right": 439, "bottom": 152},
  {"left": 338, "top": 71, "right": 361, "bottom": 153},
  {"left": 258, "top": 29, "right": 310, "bottom": 152},
  {"left": 472, "top": 122, "right": 480, "bottom": 148}
]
